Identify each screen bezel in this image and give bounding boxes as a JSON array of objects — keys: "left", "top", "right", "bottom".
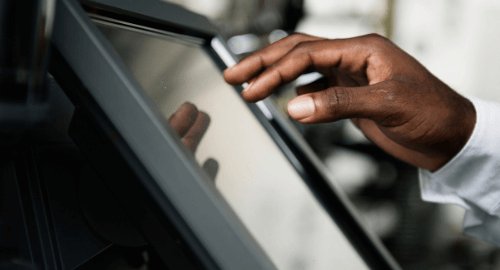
[{"left": 52, "top": 0, "right": 401, "bottom": 269}]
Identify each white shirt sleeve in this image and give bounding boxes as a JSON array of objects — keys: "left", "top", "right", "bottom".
[{"left": 419, "top": 96, "right": 500, "bottom": 246}]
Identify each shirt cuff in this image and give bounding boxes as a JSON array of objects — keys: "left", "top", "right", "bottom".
[{"left": 418, "top": 96, "right": 500, "bottom": 235}]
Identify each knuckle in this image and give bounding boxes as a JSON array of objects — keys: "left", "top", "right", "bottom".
[
  {"left": 291, "top": 41, "right": 318, "bottom": 58},
  {"left": 293, "top": 40, "right": 312, "bottom": 51},
  {"left": 366, "top": 33, "right": 384, "bottom": 40},
  {"left": 363, "top": 33, "right": 391, "bottom": 48},
  {"left": 289, "top": 32, "right": 308, "bottom": 40},
  {"left": 283, "top": 33, "right": 308, "bottom": 44},
  {"left": 326, "top": 87, "right": 351, "bottom": 115}
]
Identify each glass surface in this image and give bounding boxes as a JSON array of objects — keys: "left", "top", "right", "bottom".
[{"left": 97, "top": 23, "right": 369, "bottom": 270}]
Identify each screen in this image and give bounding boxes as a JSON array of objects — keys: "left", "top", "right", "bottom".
[{"left": 96, "top": 23, "right": 369, "bottom": 270}]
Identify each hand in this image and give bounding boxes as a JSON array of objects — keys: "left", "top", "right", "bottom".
[
  {"left": 168, "top": 102, "right": 218, "bottom": 179},
  {"left": 224, "top": 33, "right": 476, "bottom": 172}
]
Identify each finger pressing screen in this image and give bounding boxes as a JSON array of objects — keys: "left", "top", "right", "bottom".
[
  {"left": 225, "top": 34, "right": 392, "bottom": 104},
  {"left": 241, "top": 39, "right": 374, "bottom": 103},
  {"left": 223, "top": 33, "right": 324, "bottom": 86}
]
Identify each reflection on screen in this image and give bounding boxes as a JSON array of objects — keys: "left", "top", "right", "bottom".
[{"left": 97, "top": 24, "right": 369, "bottom": 270}]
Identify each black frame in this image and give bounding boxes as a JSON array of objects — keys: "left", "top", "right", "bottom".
[{"left": 50, "top": 0, "right": 402, "bottom": 269}]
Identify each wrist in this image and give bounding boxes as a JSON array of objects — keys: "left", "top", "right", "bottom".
[{"left": 430, "top": 95, "right": 477, "bottom": 172}]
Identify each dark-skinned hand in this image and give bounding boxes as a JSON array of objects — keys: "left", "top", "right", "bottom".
[
  {"left": 168, "top": 102, "right": 218, "bottom": 180},
  {"left": 224, "top": 33, "right": 476, "bottom": 172}
]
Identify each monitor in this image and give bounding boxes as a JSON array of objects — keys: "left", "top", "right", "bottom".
[{"left": 50, "top": 0, "right": 401, "bottom": 269}]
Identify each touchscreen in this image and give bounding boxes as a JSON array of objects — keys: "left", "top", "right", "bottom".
[{"left": 96, "top": 23, "right": 369, "bottom": 270}]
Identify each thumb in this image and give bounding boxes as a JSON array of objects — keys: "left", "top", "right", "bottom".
[{"left": 287, "top": 81, "right": 397, "bottom": 124}]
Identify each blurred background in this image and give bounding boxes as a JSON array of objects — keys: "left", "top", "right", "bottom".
[{"left": 159, "top": 0, "right": 500, "bottom": 269}]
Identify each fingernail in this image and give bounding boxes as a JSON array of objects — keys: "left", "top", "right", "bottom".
[
  {"left": 242, "top": 81, "right": 254, "bottom": 93},
  {"left": 288, "top": 96, "right": 315, "bottom": 120}
]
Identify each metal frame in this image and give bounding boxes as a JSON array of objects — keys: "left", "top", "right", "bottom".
[{"left": 51, "top": 0, "right": 402, "bottom": 269}]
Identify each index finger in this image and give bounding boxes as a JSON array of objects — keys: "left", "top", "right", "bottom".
[
  {"left": 226, "top": 33, "right": 392, "bottom": 103},
  {"left": 223, "top": 33, "right": 323, "bottom": 85}
]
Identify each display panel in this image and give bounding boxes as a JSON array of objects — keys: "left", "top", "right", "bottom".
[{"left": 95, "top": 22, "right": 369, "bottom": 270}]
